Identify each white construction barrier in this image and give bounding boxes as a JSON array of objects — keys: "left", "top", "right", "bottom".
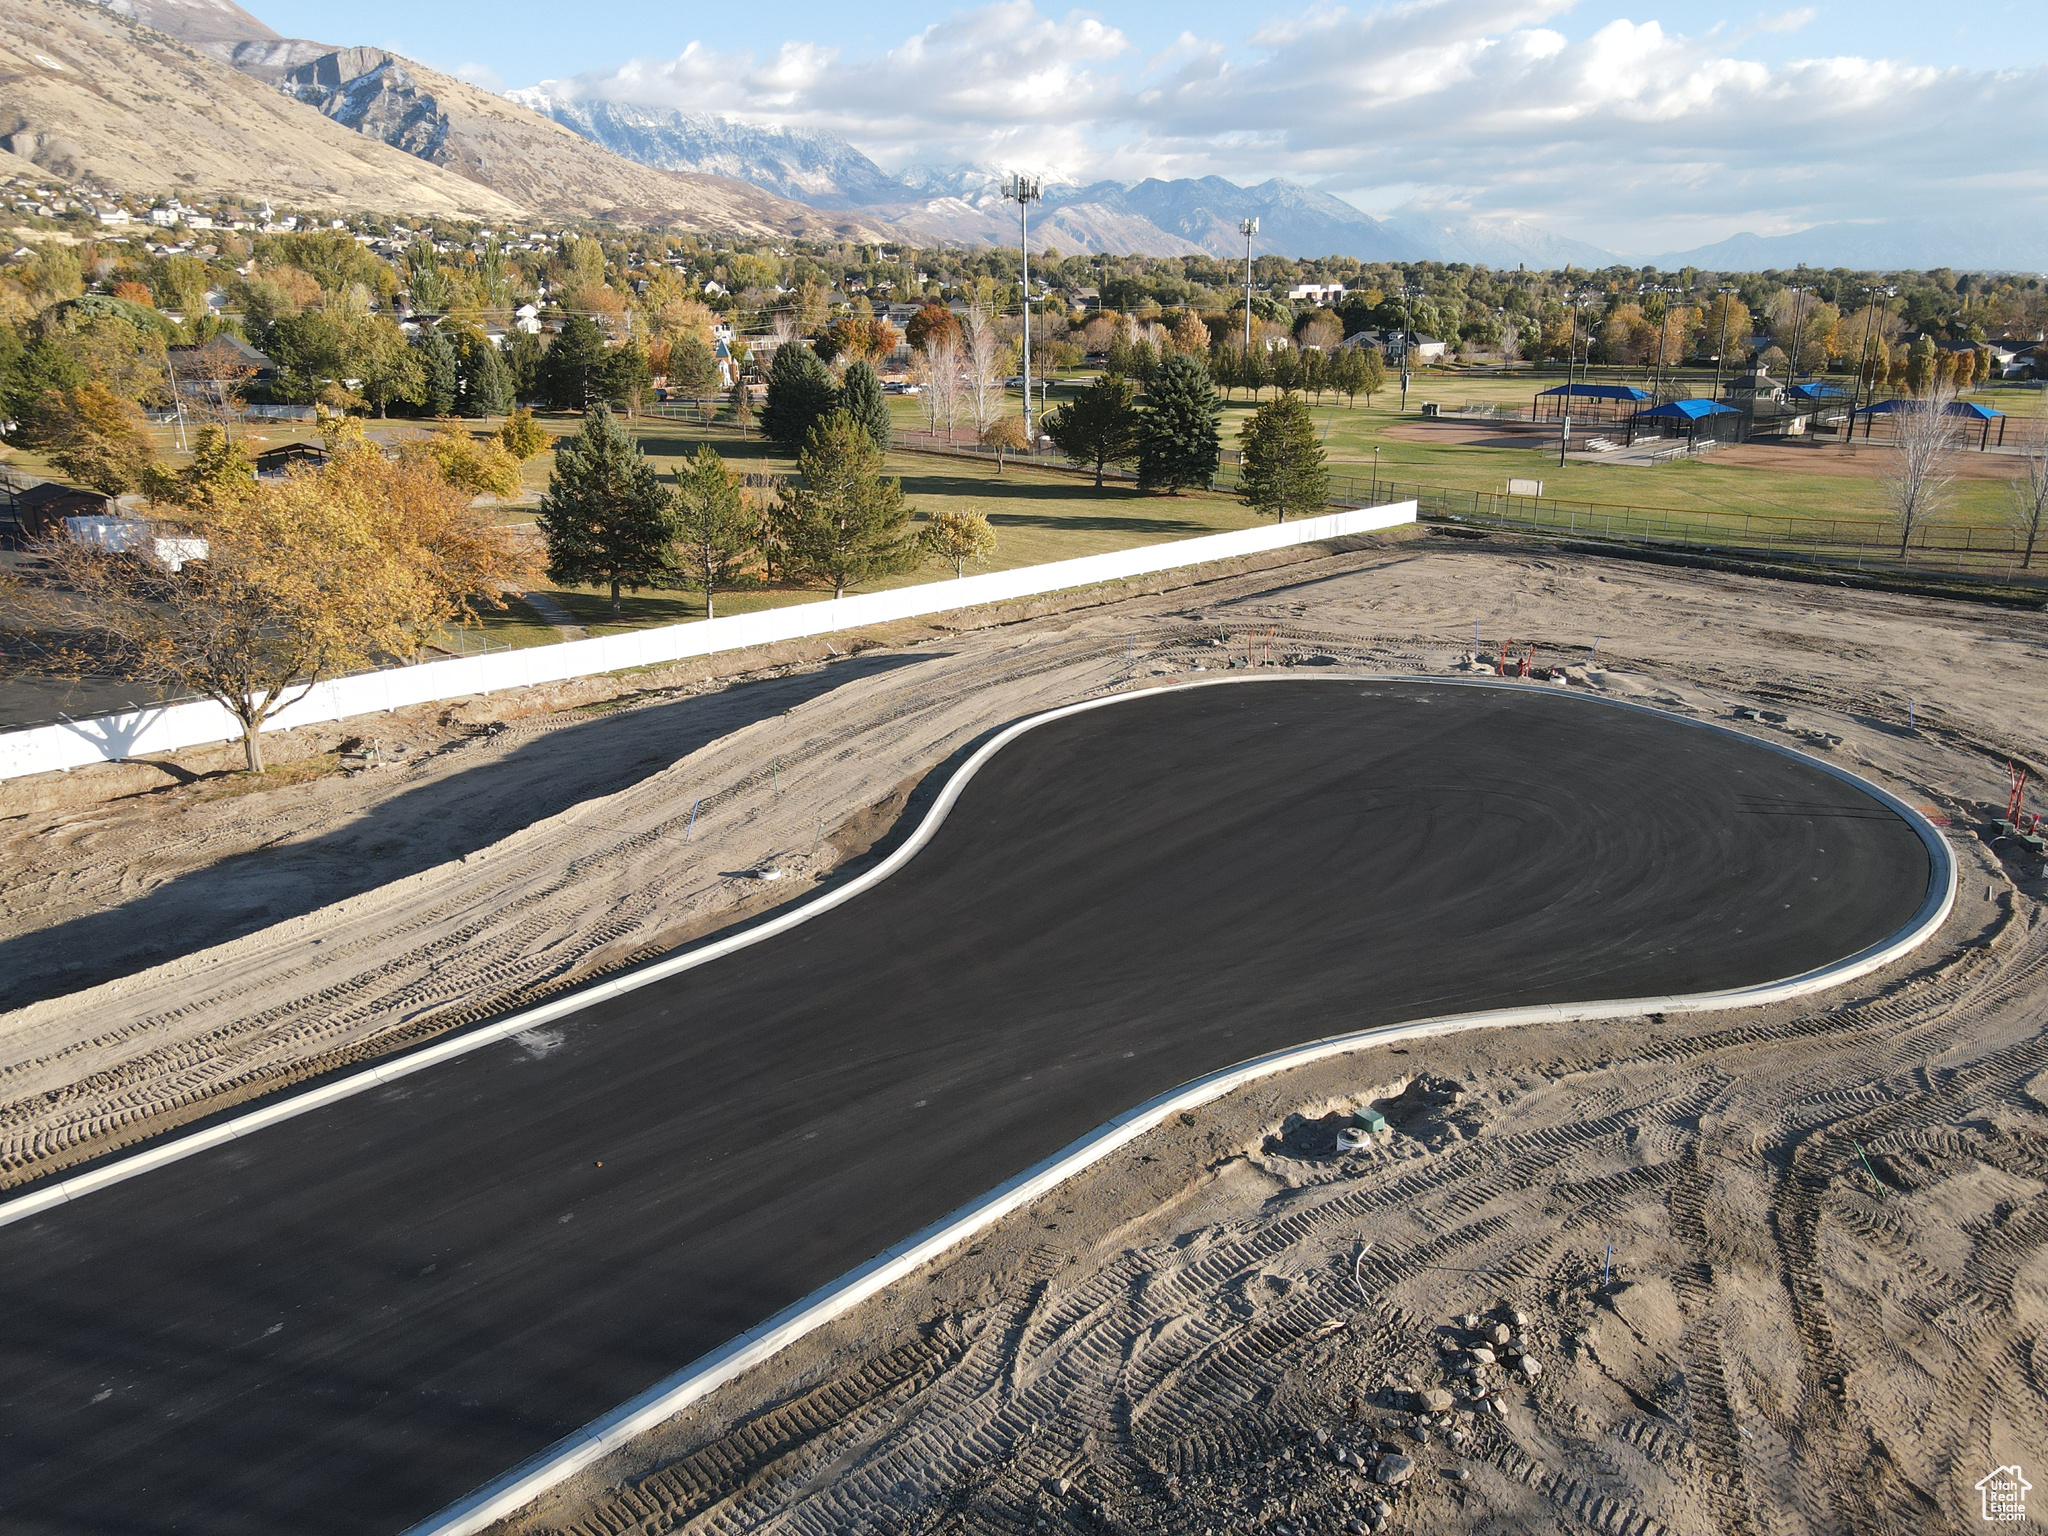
[{"left": 0, "top": 501, "right": 1416, "bottom": 783}]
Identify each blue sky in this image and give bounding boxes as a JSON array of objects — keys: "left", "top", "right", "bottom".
[{"left": 250, "top": 1, "right": 2048, "bottom": 249}]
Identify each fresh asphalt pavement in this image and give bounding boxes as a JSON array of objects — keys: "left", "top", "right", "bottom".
[{"left": 0, "top": 680, "right": 1935, "bottom": 1534}]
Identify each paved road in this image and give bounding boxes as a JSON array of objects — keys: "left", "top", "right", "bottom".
[{"left": 0, "top": 681, "right": 1934, "bottom": 1535}]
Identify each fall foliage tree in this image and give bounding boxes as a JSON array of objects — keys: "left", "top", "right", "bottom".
[
  {"left": 42, "top": 382, "right": 158, "bottom": 494},
  {"left": 922, "top": 506, "right": 996, "bottom": 577},
  {"left": 406, "top": 425, "right": 522, "bottom": 498},
  {"left": 905, "top": 302, "right": 962, "bottom": 353},
  {"left": 6, "top": 441, "right": 536, "bottom": 772},
  {"left": 498, "top": 407, "right": 550, "bottom": 460},
  {"left": 980, "top": 414, "right": 1029, "bottom": 473}
]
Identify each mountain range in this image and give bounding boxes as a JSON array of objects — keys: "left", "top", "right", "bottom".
[{"left": 9, "top": 1, "right": 2032, "bottom": 271}]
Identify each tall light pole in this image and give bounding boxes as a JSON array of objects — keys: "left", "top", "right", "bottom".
[
  {"left": 1785, "top": 282, "right": 1811, "bottom": 383},
  {"left": 1711, "top": 284, "right": 1735, "bottom": 405},
  {"left": 1643, "top": 285, "right": 1677, "bottom": 405},
  {"left": 1559, "top": 293, "right": 1586, "bottom": 468},
  {"left": 1399, "top": 284, "right": 1418, "bottom": 411},
  {"left": 1005, "top": 173, "right": 1042, "bottom": 437},
  {"left": 1239, "top": 217, "right": 1259, "bottom": 353},
  {"left": 1847, "top": 284, "right": 1883, "bottom": 450}
]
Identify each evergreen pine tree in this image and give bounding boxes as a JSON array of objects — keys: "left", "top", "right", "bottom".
[
  {"left": 671, "top": 444, "right": 756, "bottom": 619},
  {"left": 773, "top": 410, "right": 920, "bottom": 597},
  {"left": 537, "top": 403, "right": 678, "bottom": 616},
  {"left": 1043, "top": 372, "right": 1142, "bottom": 486},
  {"left": 840, "top": 359, "right": 893, "bottom": 451},
  {"left": 761, "top": 343, "right": 840, "bottom": 448},
  {"left": 458, "top": 335, "right": 514, "bottom": 417},
  {"left": 410, "top": 326, "right": 458, "bottom": 417},
  {"left": 1237, "top": 391, "right": 1329, "bottom": 523},
  {"left": 600, "top": 339, "right": 653, "bottom": 416},
  {"left": 542, "top": 316, "right": 607, "bottom": 411},
  {"left": 1136, "top": 353, "right": 1223, "bottom": 495},
  {"left": 505, "top": 331, "right": 546, "bottom": 402}
]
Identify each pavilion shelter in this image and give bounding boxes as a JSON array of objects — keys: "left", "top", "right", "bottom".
[
  {"left": 1534, "top": 383, "right": 1650, "bottom": 423},
  {"left": 1626, "top": 398, "right": 1741, "bottom": 448},
  {"left": 1851, "top": 397, "right": 2007, "bottom": 449}
]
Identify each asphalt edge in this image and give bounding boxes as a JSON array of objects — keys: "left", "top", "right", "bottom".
[{"left": 385, "top": 674, "right": 1958, "bottom": 1536}]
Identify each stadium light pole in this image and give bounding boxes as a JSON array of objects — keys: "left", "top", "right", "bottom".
[
  {"left": 1640, "top": 285, "right": 1669, "bottom": 405},
  {"left": 1711, "top": 285, "right": 1735, "bottom": 405},
  {"left": 1785, "top": 282, "right": 1811, "bottom": 383},
  {"left": 1239, "top": 217, "right": 1259, "bottom": 353},
  {"left": 1559, "top": 293, "right": 1587, "bottom": 468},
  {"left": 1399, "top": 283, "right": 1419, "bottom": 411},
  {"left": 1005, "top": 173, "right": 1043, "bottom": 437},
  {"left": 1847, "top": 284, "right": 1883, "bottom": 450}
]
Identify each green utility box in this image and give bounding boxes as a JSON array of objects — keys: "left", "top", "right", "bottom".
[{"left": 1350, "top": 1107, "right": 1389, "bottom": 1135}]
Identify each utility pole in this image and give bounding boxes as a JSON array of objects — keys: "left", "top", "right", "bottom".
[
  {"left": 1559, "top": 293, "right": 1584, "bottom": 468},
  {"left": 1005, "top": 174, "right": 1042, "bottom": 438},
  {"left": 1239, "top": 217, "right": 1259, "bottom": 353}
]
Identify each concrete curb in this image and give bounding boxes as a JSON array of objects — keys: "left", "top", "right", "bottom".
[{"left": 0, "top": 678, "right": 1956, "bottom": 1534}]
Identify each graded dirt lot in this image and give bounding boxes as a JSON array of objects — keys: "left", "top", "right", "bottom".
[{"left": 2, "top": 529, "right": 2046, "bottom": 1536}]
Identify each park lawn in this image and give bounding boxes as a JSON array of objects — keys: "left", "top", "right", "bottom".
[
  {"left": 1203, "top": 391, "right": 2029, "bottom": 533},
  {"left": 493, "top": 419, "right": 1270, "bottom": 638},
  {"left": 455, "top": 596, "right": 569, "bottom": 651}
]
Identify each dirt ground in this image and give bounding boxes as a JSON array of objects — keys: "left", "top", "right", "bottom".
[{"left": 4, "top": 529, "right": 2048, "bottom": 1535}]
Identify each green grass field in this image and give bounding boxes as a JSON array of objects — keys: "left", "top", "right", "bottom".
[
  {"left": 476, "top": 416, "right": 1267, "bottom": 642},
  {"left": 1199, "top": 386, "right": 2036, "bottom": 535}
]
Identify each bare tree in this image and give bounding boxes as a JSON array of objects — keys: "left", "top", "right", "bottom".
[
  {"left": 183, "top": 336, "right": 260, "bottom": 443},
  {"left": 914, "top": 337, "right": 963, "bottom": 442},
  {"left": 962, "top": 301, "right": 1007, "bottom": 438},
  {"left": 2008, "top": 422, "right": 2048, "bottom": 569},
  {"left": 1883, "top": 381, "right": 1962, "bottom": 558}
]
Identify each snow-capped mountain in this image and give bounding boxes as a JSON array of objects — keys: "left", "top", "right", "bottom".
[
  {"left": 506, "top": 89, "right": 910, "bottom": 210},
  {"left": 1379, "top": 212, "right": 1618, "bottom": 270},
  {"left": 505, "top": 98, "right": 1609, "bottom": 265},
  {"left": 1651, "top": 218, "right": 2048, "bottom": 273}
]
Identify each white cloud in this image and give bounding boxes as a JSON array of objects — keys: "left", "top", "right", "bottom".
[
  {"left": 524, "top": 0, "right": 2048, "bottom": 250},
  {"left": 1755, "top": 7, "right": 1818, "bottom": 34},
  {"left": 450, "top": 61, "right": 506, "bottom": 92}
]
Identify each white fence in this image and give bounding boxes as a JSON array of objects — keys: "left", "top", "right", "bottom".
[{"left": 0, "top": 502, "right": 1415, "bottom": 783}]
